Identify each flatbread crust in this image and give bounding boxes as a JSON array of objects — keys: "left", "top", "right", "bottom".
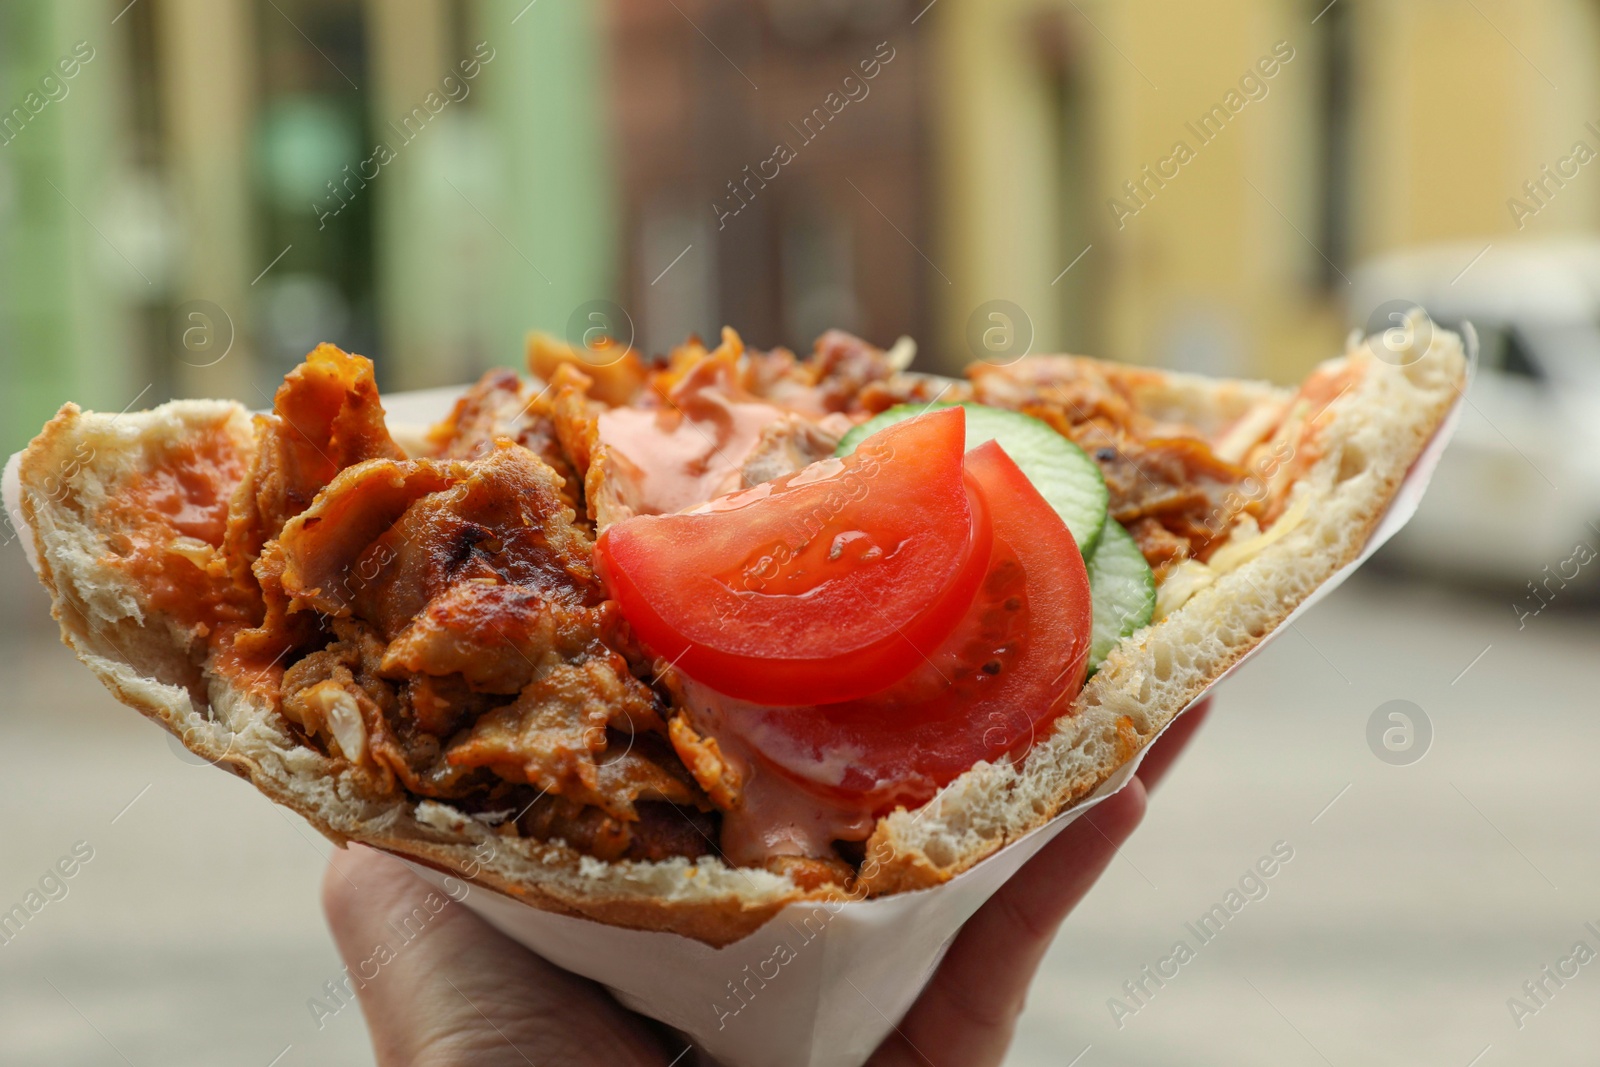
[{"left": 16, "top": 329, "right": 1465, "bottom": 945}]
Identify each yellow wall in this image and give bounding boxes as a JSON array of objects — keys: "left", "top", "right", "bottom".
[
  {"left": 932, "top": 0, "right": 1074, "bottom": 367},
  {"left": 934, "top": 0, "right": 1600, "bottom": 384},
  {"left": 1353, "top": 0, "right": 1600, "bottom": 252}
]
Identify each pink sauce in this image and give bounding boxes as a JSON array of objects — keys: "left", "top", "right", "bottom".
[
  {"left": 596, "top": 363, "right": 782, "bottom": 516},
  {"left": 678, "top": 675, "right": 875, "bottom": 866}
]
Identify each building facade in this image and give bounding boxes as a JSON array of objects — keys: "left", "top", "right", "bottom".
[{"left": 4, "top": 0, "right": 1599, "bottom": 453}]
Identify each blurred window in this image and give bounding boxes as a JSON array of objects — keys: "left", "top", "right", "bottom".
[
  {"left": 252, "top": 0, "right": 373, "bottom": 385},
  {"left": 1500, "top": 328, "right": 1544, "bottom": 382},
  {"left": 1514, "top": 320, "right": 1600, "bottom": 389},
  {"left": 1456, "top": 320, "right": 1548, "bottom": 384},
  {"left": 608, "top": 0, "right": 927, "bottom": 354}
]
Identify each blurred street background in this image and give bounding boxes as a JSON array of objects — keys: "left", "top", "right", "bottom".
[{"left": 2, "top": 0, "right": 1598, "bottom": 1064}]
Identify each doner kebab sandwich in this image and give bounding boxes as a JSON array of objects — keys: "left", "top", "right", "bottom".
[{"left": 13, "top": 323, "right": 1463, "bottom": 946}]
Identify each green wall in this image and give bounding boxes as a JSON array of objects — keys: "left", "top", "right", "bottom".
[
  {"left": 1, "top": 0, "right": 132, "bottom": 454},
  {"left": 476, "top": 0, "right": 617, "bottom": 364}
]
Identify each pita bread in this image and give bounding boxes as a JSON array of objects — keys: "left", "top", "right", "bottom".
[{"left": 16, "top": 328, "right": 1465, "bottom": 945}]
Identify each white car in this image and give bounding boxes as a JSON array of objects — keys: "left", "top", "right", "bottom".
[{"left": 1349, "top": 241, "right": 1600, "bottom": 593}]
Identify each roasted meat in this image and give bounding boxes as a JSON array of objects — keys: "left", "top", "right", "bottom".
[
  {"left": 971, "top": 358, "right": 1245, "bottom": 574},
  {"left": 188, "top": 334, "right": 1250, "bottom": 877},
  {"left": 428, "top": 368, "right": 585, "bottom": 515},
  {"left": 225, "top": 344, "right": 403, "bottom": 576},
  {"left": 203, "top": 349, "right": 719, "bottom": 867}
]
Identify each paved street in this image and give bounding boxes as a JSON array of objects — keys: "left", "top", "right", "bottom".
[
  {"left": 1010, "top": 565, "right": 1600, "bottom": 1067},
  {"left": 1, "top": 542, "right": 1596, "bottom": 1066}
]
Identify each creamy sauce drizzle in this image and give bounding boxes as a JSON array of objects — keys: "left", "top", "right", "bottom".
[
  {"left": 597, "top": 363, "right": 782, "bottom": 516},
  {"left": 679, "top": 676, "right": 874, "bottom": 866}
]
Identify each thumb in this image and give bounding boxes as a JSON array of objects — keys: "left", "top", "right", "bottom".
[{"left": 321, "top": 844, "right": 670, "bottom": 1067}]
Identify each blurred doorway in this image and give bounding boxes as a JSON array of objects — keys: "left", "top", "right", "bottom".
[{"left": 606, "top": 0, "right": 932, "bottom": 357}]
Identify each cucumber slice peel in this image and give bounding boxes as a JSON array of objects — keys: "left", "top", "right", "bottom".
[
  {"left": 835, "top": 402, "right": 1110, "bottom": 556},
  {"left": 1086, "top": 518, "right": 1156, "bottom": 673}
]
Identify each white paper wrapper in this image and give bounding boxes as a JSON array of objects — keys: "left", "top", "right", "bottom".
[{"left": 3, "top": 367, "right": 1466, "bottom": 1067}]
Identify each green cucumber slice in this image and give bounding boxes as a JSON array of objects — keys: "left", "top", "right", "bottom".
[
  {"left": 1086, "top": 517, "right": 1156, "bottom": 673},
  {"left": 836, "top": 402, "right": 1110, "bottom": 556}
]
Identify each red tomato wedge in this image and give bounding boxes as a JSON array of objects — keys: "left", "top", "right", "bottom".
[
  {"left": 732, "top": 440, "right": 1093, "bottom": 812},
  {"left": 595, "top": 407, "right": 994, "bottom": 706}
]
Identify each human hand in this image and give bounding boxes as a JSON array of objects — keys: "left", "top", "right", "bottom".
[{"left": 322, "top": 701, "right": 1211, "bottom": 1067}]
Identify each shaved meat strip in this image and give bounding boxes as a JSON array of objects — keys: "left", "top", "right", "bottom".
[
  {"left": 550, "top": 365, "right": 602, "bottom": 482},
  {"left": 380, "top": 583, "right": 610, "bottom": 695},
  {"left": 668, "top": 714, "right": 741, "bottom": 810},
  {"left": 970, "top": 356, "right": 1141, "bottom": 428},
  {"left": 527, "top": 332, "right": 649, "bottom": 408},
  {"left": 743, "top": 329, "right": 901, "bottom": 416},
  {"left": 617, "top": 804, "right": 720, "bottom": 862},
  {"left": 267, "top": 459, "right": 455, "bottom": 619},
  {"left": 225, "top": 344, "right": 402, "bottom": 572},
  {"left": 511, "top": 737, "right": 718, "bottom": 860},
  {"left": 738, "top": 413, "right": 844, "bottom": 489},
  {"left": 427, "top": 368, "right": 583, "bottom": 514},
  {"left": 404, "top": 673, "right": 493, "bottom": 738},
  {"left": 1053, "top": 419, "right": 1245, "bottom": 572},
  {"left": 518, "top": 796, "right": 717, "bottom": 863},
  {"left": 225, "top": 345, "right": 404, "bottom": 663},
  {"left": 445, "top": 660, "right": 660, "bottom": 818},
  {"left": 351, "top": 447, "right": 598, "bottom": 639},
  {"left": 241, "top": 421, "right": 706, "bottom": 842},
  {"left": 268, "top": 444, "right": 597, "bottom": 641},
  {"left": 971, "top": 358, "right": 1245, "bottom": 573},
  {"left": 591, "top": 735, "right": 705, "bottom": 810},
  {"left": 1124, "top": 517, "right": 1193, "bottom": 575},
  {"left": 281, "top": 617, "right": 492, "bottom": 799},
  {"left": 795, "top": 329, "right": 901, "bottom": 413}
]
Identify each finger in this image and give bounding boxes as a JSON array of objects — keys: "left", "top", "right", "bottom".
[
  {"left": 872, "top": 778, "right": 1148, "bottom": 1067},
  {"left": 1136, "top": 696, "right": 1211, "bottom": 794},
  {"left": 321, "top": 845, "right": 672, "bottom": 1067}
]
